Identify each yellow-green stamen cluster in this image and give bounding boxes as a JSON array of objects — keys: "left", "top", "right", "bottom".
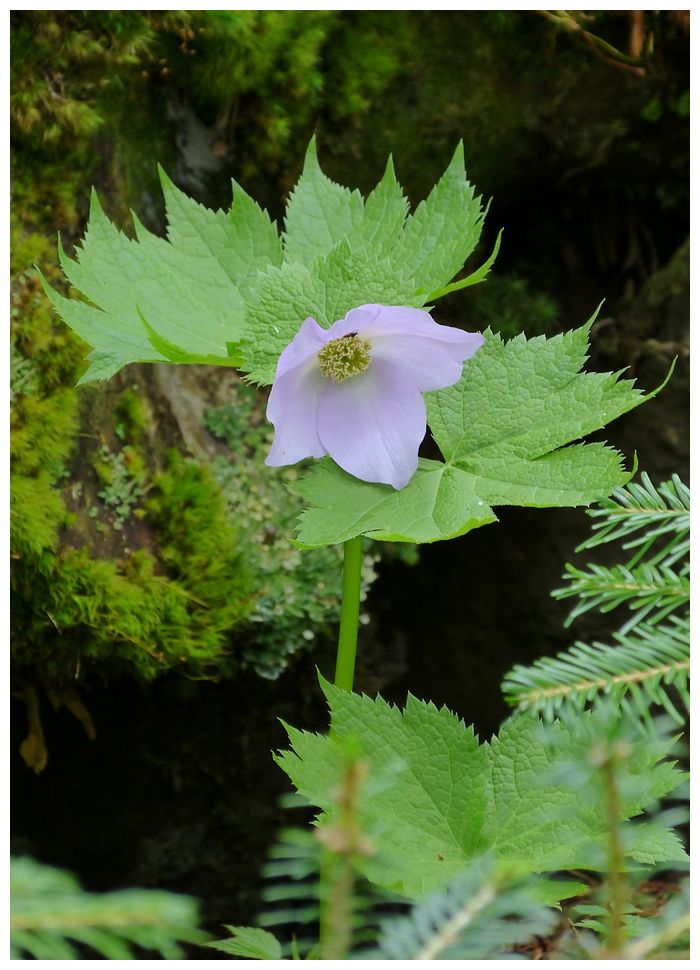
[{"left": 318, "top": 333, "right": 372, "bottom": 383}]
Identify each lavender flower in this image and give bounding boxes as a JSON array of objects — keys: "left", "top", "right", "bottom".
[{"left": 265, "top": 304, "right": 484, "bottom": 489}]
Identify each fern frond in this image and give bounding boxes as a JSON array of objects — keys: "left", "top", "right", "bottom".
[
  {"left": 257, "top": 824, "right": 386, "bottom": 957},
  {"left": 577, "top": 473, "right": 689, "bottom": 569},
  {"left": 502, "top": 616, "right": 690, "bottom": 723},
  {"left": 372, "top": 858, "right": 556, "bottom": 960},
  {"left": 256, "top": 825, "right": 321, "bottom": 955},
  {"left": 554, "top": 561, "right": 689, "bottom": 632},
  {"left": 555, "top": 475, "right": 689, "bottom": 631},
  {"left": 10, "top": 857, "right": 205, "bottom": 960}
]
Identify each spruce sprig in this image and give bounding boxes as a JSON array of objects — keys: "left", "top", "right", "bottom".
[
  {"left": 502, "top": 474, "right": 690, "bottom": 721},
  {"left": 502, "top": 616, "right": 690, "bottom": 723},
  {"left": 554, "top": 561, "right": 689, "bottom": 633},
  {"left": 574, "top": 472, "right": 689, "bottom": 567}
]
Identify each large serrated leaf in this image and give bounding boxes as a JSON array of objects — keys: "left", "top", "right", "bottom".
[
  {"left": 389, "top": 142, "right": 485, "bottom": 295},
  {"left": 275, "top": 679, "right": 687, "bottom": 902},
  {"left": 39, "top": 268, "right": 161, "bottom": 370},
  {"left": 45, "top": 141, "right": 498, "bottom": 385},
  {"left": 292, "top": 459, "right": 497, "bottom": 547},
  {"left": 293, "top": 320, "right": 664, "bottom": 548},
  {"left": 44, "top": 186, "right": 248, "bottom": 378},
  {"left": 159, "top": 165, "right": 282, "bottom": 296},
  {"left": 345, "top": 155, "right": 409, "bottom": 256},
  {"left": 282, "top": 137, "right": 364, "bottom": 265}
]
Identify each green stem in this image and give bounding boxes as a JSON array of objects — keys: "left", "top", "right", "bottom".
[
  {"left": 334, "top": 537, "right": 363, "bottom": 691},
  {"left": 601, "top": 749, "right": 628, "bottom": 957}
]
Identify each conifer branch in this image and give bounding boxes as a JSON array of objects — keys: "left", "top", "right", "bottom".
[
  {"left": 503, "top": 474, "right": 690, "bottom": 721},
  {"left": 503, "top": 618, "right": 689, "bottom": 722}
]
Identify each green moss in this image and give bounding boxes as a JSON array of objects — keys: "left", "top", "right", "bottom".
[
  {"left": 10, "top": 84, "right": 255, "bottom": 687},
  {"left": 146, "top": 451, "right": 251, "bottom": 647},
  {"left": 10, "top": 212, "right": 83, "bottom": 574},
  {"left": 10, "top": 473, "right": 67, "bottom": 560},
  {"left": 10, "top": 11, "right": 158, "bottom": 151},
  {"left": 11, "top": 263, "right": 255, "bottom": 683},
  {"left": 10, "top": 388, "right": 80, "bottom": 476},
  {"left": 11, "top": 452, "right": 253, "bottom": 683},
  {"left": 115, "top": 388, "right": 150, "bottom": 442}
]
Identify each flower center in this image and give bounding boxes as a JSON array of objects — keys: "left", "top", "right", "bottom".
[{"left": 317, "top": 332, "right": 372, "bottom": 383}]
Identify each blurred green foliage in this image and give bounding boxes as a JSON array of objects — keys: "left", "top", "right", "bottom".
[{"left": 11, "top": 856, "right": 206, "bottom": 959}]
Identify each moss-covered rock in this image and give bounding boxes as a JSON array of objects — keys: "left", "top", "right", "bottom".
[{"left": 10, "top": 11, "right": 372, "bottom": 700}]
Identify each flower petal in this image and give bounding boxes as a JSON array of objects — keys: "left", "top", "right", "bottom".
[
  {"left": 274, "top": 316, "right": 329, "bottom": 379},
  {"left": 317, "top": 359, "right": 426, "bottom": 489},
  {"left": 324, "top": 304, "right": 383, "bottom": 340},
  {"left": 371, "top": 332, "right": 483, "bottom": 391},
  {"left": 351, "top": 305, "right": 463, "bottom": 342},
  {"left": 265, "top": 359, "right": 327, "bottom": 466},
  {"left": 359, "top": 305, "right": 484, "bottom": 392}
]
